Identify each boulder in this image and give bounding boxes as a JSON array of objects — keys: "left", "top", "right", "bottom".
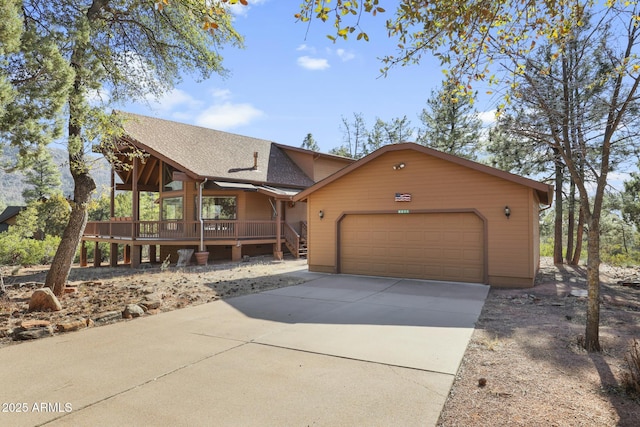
[
  {"left": 139, "top": 297, "right": 162, "bottom": 310},
  {"left": 93, "top": 311, "right": 122, "bottom": 324},
  {"left": 20, "top": 319, "right": 51, "bottom": 329},
  {"left": 56, "top": 319, "right": 87, "bottom": 333},
  {"left": 13, "top": 326, "right": 54, "bottom": 341},
  {"left": 28, "top": 288, "right": 62, "bottom": 312},
  {"left": 122, "top": 304, "right": 144, "bottom": 319},
  {"left": 176, "top": 249, "right": 194, "bottom": 267}
]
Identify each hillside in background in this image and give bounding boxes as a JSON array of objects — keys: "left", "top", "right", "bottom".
[{"left": 0, "top": 145, "right": 111, "bottom": 208}]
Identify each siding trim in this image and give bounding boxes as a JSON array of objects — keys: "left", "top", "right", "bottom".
[{"left": 335, "top": 208, "right": 489, "bottom": 284}]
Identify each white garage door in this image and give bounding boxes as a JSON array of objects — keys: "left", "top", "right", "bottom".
[{"left": 340, "top": 212, "right": 484, "bottom": 283}]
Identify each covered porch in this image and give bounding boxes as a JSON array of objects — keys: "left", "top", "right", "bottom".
[{"left": 81, "top": 218, "right": 307, "bottom": 267}]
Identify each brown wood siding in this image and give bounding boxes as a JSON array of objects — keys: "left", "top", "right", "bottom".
[
  {"left": 340, "top": 212, "right": 484, "bottom": 282},
  {"left": 307, "top": 149, "right": 535, "bottom": 286},
  {"left": 281, "top": 148, "right": 351, "bottom": 182},
  {"left": 314, "top": 157, "right": 351, "bottom": 181},
  {"left": 244, "top": 192, "right": 272, "bottom": 220}
]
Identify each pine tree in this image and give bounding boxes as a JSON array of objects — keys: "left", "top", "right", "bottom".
[
  {"left": 1, "top": 1, "right": 243, "bottom": 296},
  {"left": 22, "top": 149, "right": 63, "bottom": 203},
  {"left": 301, "top": 133, "right": 320, "bottom": 151},
  {"left": 416, "top": 81, "right": 482, "bottom": 160}
]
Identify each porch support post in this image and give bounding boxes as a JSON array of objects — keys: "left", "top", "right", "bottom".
[
  {"left": 93, "top": 242, "right": 101, "bottom": 267},
  {"left": 124, "top": 245, "right": 131, "bottom": 264},
  {"left": 110, "top": 166, "right": 115, "bottom": 219},
  {"left": 80, "top": 241, "right": 87, "bottom": 267},
  {"left": 110, "top": 243, "right": 118, "bottom": 267},
  {"left": 273, "top": 199, "right": 283, "bottom": 261},
  {"left": 131, "top": 156, "right": 139, "bottom": 241},
  {"left": 131, "top": 245, "right": 141, "bottom": 268},
  {"left": 232, "top": 244, "right": 242, "bottom": 262},
  {"left": 149, "top": 244, "right": 157, "bottom": 264}
]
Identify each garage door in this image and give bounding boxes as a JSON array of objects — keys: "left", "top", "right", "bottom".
[{"left": 340, "top": 212, "right": 484, "bottom": 283}]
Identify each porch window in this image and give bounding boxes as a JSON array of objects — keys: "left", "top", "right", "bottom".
[
  {"left": 201, "top": 196, "right": 237, "bottom": 220},
  {"left": 162, "top": 196, "right": 183, "bottom": 220}
]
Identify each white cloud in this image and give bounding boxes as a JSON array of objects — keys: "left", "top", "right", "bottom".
[
  {"left": 478, "top": 110, "right": 497, "bottom": 127},
  {"left": 227, "top": 0, "right": 268, "bottom": 17},
  {"left": 296, "top": 44, "right": 315, "bottom": 53},
  {"left": 151, "top": 88, "right": 202, "bottom": 112},
  {"left": 335, "top": 48, "right": 355, "bottom": 62},
  {"left": 195, "top": 102, "right": 265, "bottom": 130},
  {"left": 211, "top": 88, "right": 232, "bottom": 100},
  {"left": 297, "top": 56, "right": 330, "bottom": 70}
]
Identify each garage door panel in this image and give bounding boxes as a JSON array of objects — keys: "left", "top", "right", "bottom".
[{"left": 341, "top": 213, "right": 484, "bottom": 283}]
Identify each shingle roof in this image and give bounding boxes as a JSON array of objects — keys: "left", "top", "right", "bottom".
[
  {"left": 116, "top": 111, "right": 314, "bottom": 188},
  {"left": 0, "top": 206, "right": 25, "bottom": 224}
]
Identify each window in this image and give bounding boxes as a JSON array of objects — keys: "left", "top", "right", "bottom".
[
  {"left": 162, "top": 197, "right": 183, "bottom": 220},
  {"left": 201, "top": 196, "right": 237, "bottom": 220},
  {"left": 163, "top": 163, "right": 183, "bottom": 192}
]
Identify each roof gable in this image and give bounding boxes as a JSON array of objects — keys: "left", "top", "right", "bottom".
[
  {"left": 0, "top": 206, "right": 25, "bottom": 223},
  {"left": 294, "top": 143, "right": 553, "bottom": 205},
  {"left": 115, "top": 112, "right": 314, "bottom": 188}
]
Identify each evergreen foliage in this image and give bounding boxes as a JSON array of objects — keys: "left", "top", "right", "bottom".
[
  {"left": 301, "top": 133, "right": 320, "bottom": 151},
  {"left": 416, "top": 81, "right": 481, "bottom": 160}
]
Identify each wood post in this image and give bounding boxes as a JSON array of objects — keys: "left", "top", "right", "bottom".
[
  {"left": 110, "top": 243, "right": 118, "bottom": 267},
  {"left": 93, "top": 242, "right": 101, "bottom": 267},
  {"left": 80, "top": 241, "right": 87, "bottom": 267}
]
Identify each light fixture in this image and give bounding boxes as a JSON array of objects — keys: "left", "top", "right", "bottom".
[
  {"left": 319, "top": 210, "right": 324, "bottom": 219},
  {"left": 392, "top": 162, "right": 406, "bottom": 170},
  {"left": 504, "top": 206, "right": 511, "bottom": 219}
]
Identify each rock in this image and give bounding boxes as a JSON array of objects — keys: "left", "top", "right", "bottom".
[
  {"left": 176, "top": 249, "right": 194, "bottom": 267},
  {"left": 139, "top": 298, "right": 161, "bottom": 310},
  {"left": 0, "top": 328, "right": 11, "bottom": 338},
  {"left": 86, "top": 319, "right": 95, "bottom": 328},
  {"left": 20, "top": 319, "right": 51, "bottom": 329},
  {"left": 56, "top": 319, "right": 87, "bottom": 333},
  {"left": 28, "top": 288, "right": 62, "bottom": 312},
  {"left": 93, "top": 311, "right": 122, "bottom": 323},
  {"left": 13, "top": 326, "right": 54, "bottom": 341},
  {"left": 122, "top": 304, "right": 144, "bottom": 319}
]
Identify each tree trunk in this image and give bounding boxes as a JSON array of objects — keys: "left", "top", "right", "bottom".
[
  {"left": 570, "top": 206, "right": 584, "bottom": 265},
  {"left": 566, "top": 178, "right": 576, "bottom": 263},
  {"left": 584, "top": 213, "right": 601, "bottom": 352},
  {"left": 44, "top": 38, "right": 97, "bottom": 297},
  {"left": 553, "top": 149, "right": 564, "bottom": 264},
  {"left": 44, "top": 173, "right": 95, "bottom": 296}
]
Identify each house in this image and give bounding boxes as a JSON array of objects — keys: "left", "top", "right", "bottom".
[
  {"left": 294, "top": 143, "right": 553, "bottom": 288},
  {"left": 82, "top": 112, "right": 353, "bottom": 267},
  {"left": 0, "top": 206, "right": 26, "bottom": 233}
]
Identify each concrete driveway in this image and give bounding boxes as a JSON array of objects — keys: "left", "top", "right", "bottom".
[{"left": 0, "top": 271, "right": 488, "bottom": 427}]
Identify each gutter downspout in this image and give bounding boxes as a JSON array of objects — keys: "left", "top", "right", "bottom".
[{"left": 199, "top": 178, "right": 208, "bottom": 252}]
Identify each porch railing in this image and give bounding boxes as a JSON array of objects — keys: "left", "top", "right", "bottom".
[{"left": 84, "top": 219, "right": 281, "bottom": 241}]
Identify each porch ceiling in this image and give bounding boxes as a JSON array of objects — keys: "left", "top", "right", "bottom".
[{"left": 113, "top": 151, "right": 161, "bottom": 191}]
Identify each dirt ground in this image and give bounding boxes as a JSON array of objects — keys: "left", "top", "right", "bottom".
[
  {"left": 1, "top": 256, "right": 639, "bottom": 425},
  {"left": 438, "top": 258, "right": 640, "bottom": 426}
]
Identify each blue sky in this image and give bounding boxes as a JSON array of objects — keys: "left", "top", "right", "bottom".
[{"left": 123, "top": 1, "right": 496, "bottom": 154}]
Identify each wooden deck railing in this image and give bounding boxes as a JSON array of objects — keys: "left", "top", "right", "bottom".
[{"left": 84, "top": 219, "right": 281, "bottom": 241}]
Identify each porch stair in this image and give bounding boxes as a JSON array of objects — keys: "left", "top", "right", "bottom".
[
  {"left": 283, "top": 221, "right": 308, "bottom": 259},
  {"left": 298, "top": 237, "right": 308, "bottom": 258}
]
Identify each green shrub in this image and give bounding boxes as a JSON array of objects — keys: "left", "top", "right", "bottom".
[{"left": 0, "top": 234, "right": 61, "bottom": 266}]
